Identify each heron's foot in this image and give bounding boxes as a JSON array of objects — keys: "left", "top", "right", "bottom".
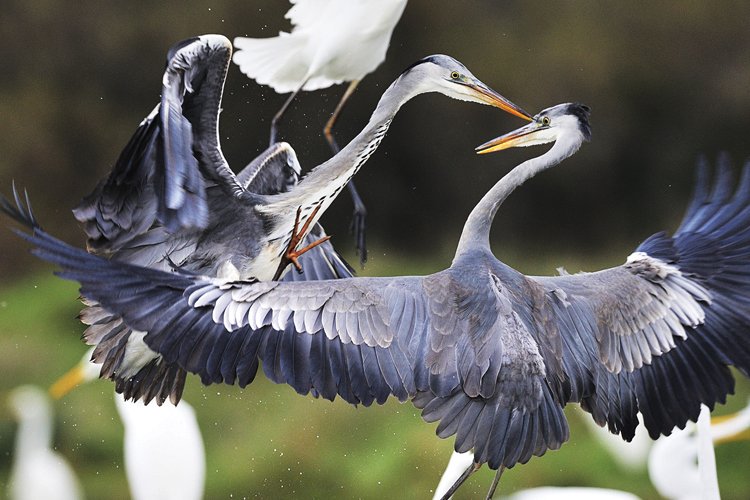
[
  {"left": 345, "top": 181, "right": 367, "bottom": 267},
  {"left": 439, "top": 462, "right": 482, "bottom": 500},
  {"left": 287, "top": 232, "right": 332, "bottom": 274},
  {"left": 272, "top": 203, "right": 330, "bottom": 280}
]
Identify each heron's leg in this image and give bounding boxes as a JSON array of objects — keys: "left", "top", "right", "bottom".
[
  {"left": 270, "top": 80, "right": 307, "bottom": 145},
  {"left": 484, "top": 466, "right": 505, "bottom": 500},
  {"left": 346, "top": 182, "right": 367, "bottom": 264},
  {"left": 439, "top": 461, "right": 481, "bottom": 500},
  {"left": 324, "top": 80, "right": 368, "bottom": 266},
  {"left": 272, "top": 203, "right": 331, "bottom": 280}
]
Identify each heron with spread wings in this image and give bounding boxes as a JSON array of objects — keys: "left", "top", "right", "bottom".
[
  {"left": 6, "top": 104, "right": 750, "bottom": 498},
  {"left": 45, "top": 35, "right": 529, "bottom": 405},
  {"left": 78, "top": 35, "right": 526, "bottom": 283}
]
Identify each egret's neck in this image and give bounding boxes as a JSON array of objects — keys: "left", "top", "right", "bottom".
[
  {"left": 454, "top": 132, "right": 583, "bottom": 260},
  {"left": 14, "top": 407, "right": 53, "bottom": 459}
]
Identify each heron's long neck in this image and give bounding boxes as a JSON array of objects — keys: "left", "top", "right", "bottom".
[
  {"left": 262, "top": 75, "right": 420, "bottom": 217},
  {"left": 454, "top": 133, "right": 583, "bottom": 260}
]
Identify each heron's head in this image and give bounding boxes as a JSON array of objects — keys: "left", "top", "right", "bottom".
[
  {"left": 475, "top": 103, "right": 591, "bottom": 154},
  {"left": 399, "top": 55, "right": 532, "bottom": 121}
]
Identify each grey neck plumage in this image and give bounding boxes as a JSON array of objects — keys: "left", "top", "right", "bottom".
[{"left": 454, "top": 131, "right": 584, "bottom": 261}]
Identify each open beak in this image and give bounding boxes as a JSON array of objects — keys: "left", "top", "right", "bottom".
[
  {"left": 467, "top": 81, "right": 532, "bottom": 121},
  {"left": 49, "top": 364, "right": 86, "bottom": 399},
  {"left": 475, "top": 120, "right": 548, "bottom": 154}
]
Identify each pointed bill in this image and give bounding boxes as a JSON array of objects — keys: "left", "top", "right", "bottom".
[
  {"left": 467, "top": 82, "right": 532, "bottom": 121},
  {"left": 49, "top": 364, "right": 87, "bottom": 399},
  {"left": 475, "top": 120, "right": 549, "bottom": 154}
]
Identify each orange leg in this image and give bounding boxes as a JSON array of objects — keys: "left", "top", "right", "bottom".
[{"left": 272, "top": 203, "right": 331, "bottom": 280}]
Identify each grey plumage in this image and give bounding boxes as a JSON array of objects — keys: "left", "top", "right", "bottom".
[
  {"left": 8, "top": 102, "right": 750, "bottom": 497},
  {"left": 67, "top": 35, "right": 356, "bottom": 404},
  {"left": 53, "top": 35, "right": 528, "bottom": 405},
  {"left": 75, "top": 36, "right": 528, "bottom": 283}
]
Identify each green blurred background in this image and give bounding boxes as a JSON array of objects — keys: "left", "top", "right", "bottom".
[{"left": 1, "top": 1, "right": 749, "bottom": 498}]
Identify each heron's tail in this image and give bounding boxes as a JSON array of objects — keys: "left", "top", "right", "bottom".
[{"left": 413, "top": 381, "right": 569, "bottom": 471}]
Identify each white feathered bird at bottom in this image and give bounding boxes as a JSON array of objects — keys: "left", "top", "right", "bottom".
[
  {"left": 49, "top": 349, "right": 206, "bottom": 500},
  {"left": 7, "top": 385, "right": 83, "bottom": 500},
  {"left": 116, "top": 396, "right": 205, "bottom": 500}
]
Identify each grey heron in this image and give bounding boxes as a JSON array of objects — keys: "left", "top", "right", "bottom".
[
  {"left": 8, "top": 103, "right": 750, "bottom": 498},
  {"left": 67, "top": 35, "right": 529, "bottom": 405},
  {"left": 233, "top": 0, "right": 409, "bottom": 263},
  {"left": 75, "top": 35, "right": 529, "bottom": 283}
]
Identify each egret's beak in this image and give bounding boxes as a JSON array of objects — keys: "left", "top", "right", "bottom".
[
  {"left": 711, "top": 409, "right": 750, "bottom": 445},
  {"left": 49, "top": 364, "right": 86, "bottom": 399},
  {"left": 475, "top": 120, "right": 549, "bottom": 154},
  {"left": 467, "top": 81, "right": 532, "bottom": 121},
  {"left": 715, "top": 428, "right": 750, "bottom": 444}
]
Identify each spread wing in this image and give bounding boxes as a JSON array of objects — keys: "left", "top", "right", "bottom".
[
  {"left": 12, "top": 213, "right": 569, "bottom": 469},
  {"left": 233, "top": 0, "right": 406, "bottom": 92},
  {"left": 74, "top": 140, "right": 348, "bottom": 406},
  {"left": 7, "top": 158, "right": 750, "bottom": 472},
  {"left": 530, "top": 158, "right": 750, "bottom": 440},
  {"left": 73, "top": 35, "right": 242, "bottom": 253}
]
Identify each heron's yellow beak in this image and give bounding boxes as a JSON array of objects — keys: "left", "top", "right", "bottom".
[
  {"left": 468, "top": 82, "right": 532, "bottom": 121},
  {"left": 49, "top": 364, "right": 86, "bottom": 399},
  {"left": 475, "top": 120, "right": 549, "bottom": 154}
]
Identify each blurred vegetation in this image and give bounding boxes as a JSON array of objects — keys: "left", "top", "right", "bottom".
[{"left": 1, "top": 1, "right": 750, "bottom": 498}]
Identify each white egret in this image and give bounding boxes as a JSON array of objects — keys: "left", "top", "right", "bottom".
[
  {"left": 649, "top": 403, "right": 750, "bottom": 500},
  {"left": 433, "top": 449, "right": 644, "bottom": 499},
  {"left": 7, "top": 385, "right": 83, "bottom": 500},
  {"left": 50, "top": 349, "right": 206, "bottom": 500},
  {"left": 434, "top": 403, "right": 750, "bottom": 499}
]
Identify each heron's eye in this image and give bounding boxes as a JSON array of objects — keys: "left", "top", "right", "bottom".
[
  {"left": 541, "top": 116, "right": 551, "bottom": 126},
  {"left": 450, "top": 71, "right": 461, "bottom": 80}
]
